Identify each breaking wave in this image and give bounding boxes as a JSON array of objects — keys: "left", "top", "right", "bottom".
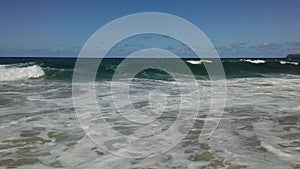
[
  {"left": 0, "top": 64, "right": 44, "bottom": 81},
  {"left": 240, "top": 59, "right": 266, "bottom": 64}
]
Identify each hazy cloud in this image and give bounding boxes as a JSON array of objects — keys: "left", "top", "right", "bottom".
[
  {"left": 284, "top": 41, "right": 300, "bottom": 46},
  {"left": 0, "top": 48, "right": 79, "bottom": 57},
  {"left": 1, "top": 39, "right": 299, "bottom": 58},
  {"left": 257, "top": 42, "right": 283, "bottom": 51},
  {"left": 284, "top": 41, "right": 300, "bottom": 50},
  {"left": 216, "top": 40, "right": 300, "bottom": 57},
  {"left": 231, "top": 42, "right": 246, "bottom": 49}
]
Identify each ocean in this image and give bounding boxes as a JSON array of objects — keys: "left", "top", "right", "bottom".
[{"left": 0, "top": 57, "right": 299, "bottom": 169}]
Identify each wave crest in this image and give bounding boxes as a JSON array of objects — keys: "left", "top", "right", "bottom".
[
  {"left": 240, "top": 59, "right": 266, "bottom": 64},
  {"left": 0, "top": 64, "right": 44, "bottom": 81},
  {"left": 186, "top": 60, "right": 212, "bottom": 65},
  {"left": 279, "top": 61, "right": 299, "bottom": 65}
]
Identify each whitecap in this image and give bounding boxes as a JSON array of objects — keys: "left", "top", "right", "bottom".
[
  {"left": 0, "top": 64, "right": 44, "bottom": 81},
  {"left": 187, "top": 60, "right": 212, "bottom": 64},
  {"left": 279, "top": 61, "right": 299, "bottom": 65},
  {"left": 241, "top": 59, "right": 266, "bottom": 64}
]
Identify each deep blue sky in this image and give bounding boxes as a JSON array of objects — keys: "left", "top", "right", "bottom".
[{"left": 0, "top": 0, "right": 299, "bottom": 57}]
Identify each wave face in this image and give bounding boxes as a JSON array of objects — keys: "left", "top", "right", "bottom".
[
  {"left": 0, "top": 64, "right": 44, "bottom": 81},
  {"left": 0, "top": 58, "right": 299, "bottom": 81}
]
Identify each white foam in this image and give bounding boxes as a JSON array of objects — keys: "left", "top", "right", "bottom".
[
  {"left": 279, "top": 61, "right": 299, "bottom": 65},
  {"left": 241, "top": 59, "right": 266, "bottom": 64},
  {"left": 187, "top": 60, "right": 212, "bottom": 64},
  {"left": 0, "top": 64, "right": 44, "bottom": 81},
  {"left": 261, "top": 141, "right": 292, "bottom": 159}
]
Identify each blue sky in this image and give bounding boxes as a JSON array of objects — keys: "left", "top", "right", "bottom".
[{"left": 0, "top": 0, "right": 299, "bottom": 57}]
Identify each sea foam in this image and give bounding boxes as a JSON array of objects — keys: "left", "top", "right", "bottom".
[
  {"left": 0, "top": 64, "right": 44, "bottom": 81},
  {"left": 279, "top": 61, "right": 299, "bottom": 65},
  {"left": 186, "top": 60, "right": 212, "bottom": 64},
  {"left": 241, "top": 59, "right": 266, "bottom": 64}
]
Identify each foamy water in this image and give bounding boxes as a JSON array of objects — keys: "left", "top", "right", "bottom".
[
  {"left": 0, "top": 61, "right": 299, "bottom": 168},
  {"left": 186, "top": 60, "right": 213, "bottom": 64},
  {"left": 0, "top": 64, "right": 44, "bottom": 81},
  {"left": 240, "top": 59, "right": 266, "bottom": 64}
]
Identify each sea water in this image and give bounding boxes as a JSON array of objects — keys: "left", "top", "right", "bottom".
[{"left": 0, "top": 58, "right": 299, "bottom": 169}]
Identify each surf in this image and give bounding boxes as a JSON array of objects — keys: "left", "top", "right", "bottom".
[
  {"left": 0, "top": 64, "right": 44, "bottom": 81},
  {"left": 240, "top": 59, "right": 266, "bottom": 64},
  {"left": 186, "top": 60, "right": 212, "bottom": 64}
]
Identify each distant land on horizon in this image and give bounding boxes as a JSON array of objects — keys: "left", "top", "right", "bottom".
[{"left": 287, "top": 53, "right": 300, "bottom": 59}]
